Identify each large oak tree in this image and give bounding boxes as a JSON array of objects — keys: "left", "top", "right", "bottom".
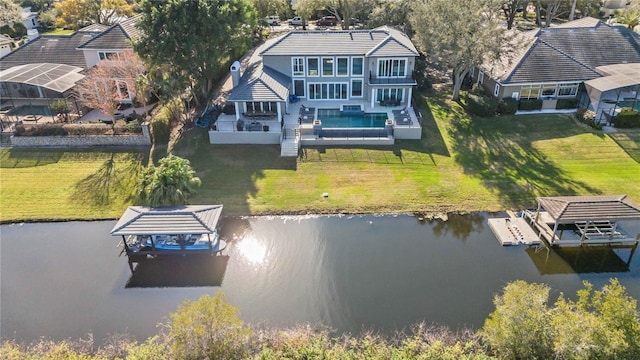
[
  {"left": 134, "top": 0, "right": 257, "bottom": 103},
  {"left": 410, "top": 0, "right": 512, "bottom": 101}
]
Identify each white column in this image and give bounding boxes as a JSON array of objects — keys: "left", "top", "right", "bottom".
[
  {"left": 407, "top": 88, "right": 412, "bottom": 107},
  {"left": 37, "top": 86, "right": 44, "bottom": 98},
  {"left": 371, "top": 88, "right": 376, "bottom": 109},
  {"left": 277, "top": 102, "right": 282, "bottom": 124},
  {"left": 234, "top": 102, "right": 241, "bottom": 120}
]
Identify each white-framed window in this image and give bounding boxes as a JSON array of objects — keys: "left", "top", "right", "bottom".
[
  {"left": 351, "top": 57, "right": 363, "bottom": 76},
  {"left": 336, "top": 57, "right": 349, "bottom": 76},
  {"left": 247, "top": 101, "right": 278, "bottom": 112},
  {"left": 541, "top": 84, "right": 557, "bottom": 97},
  {"left": 293, "top": 79, "right": 305, "bottom": 97},
  {"left": 478, "top": 71, "right": 484, "bottom": 84},
  {"left": 520, "top": 84, "right": 541, "bottom": 99},
  {"left": 511, "top": 92, "right": 519, "bottom": 100},
  {"left": 558, "top": 82, "right": 579, "bottom": 97},
  {"left": 377, "top": 58, "right": 407, "bottom": 77},
  {"left": 494, "top": 84, "right": 500, "bottom": 97},
  {"left": 115, "top": 80, "right": 131, "bottom": 100},
  {"left": 322, "top": 57, "right": 334, "bottom": 76},
  {"left": 376, "top": 88, "right": 404, "bottom": 102},
  {"left": 308, "top": 82, "right": 348, "bottom": 100},
  {"left": 292, "top": 57, "right": 305, "bottom": 77},
  {"left": 99, "top": 51, "right": 121, "bottom": 61},
  {"left": 351, "top": 79, "right": 363, "bottom": 97},
  {"left": 307, "top": 57, "right": 319, "bottom": 76},
  {"left": 469, "top": 67, "right": 475, "bottom": 77}
]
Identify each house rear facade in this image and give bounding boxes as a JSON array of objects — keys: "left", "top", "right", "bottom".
[{"left": 472, "top": 17, "right": 640, "bottom": 120}]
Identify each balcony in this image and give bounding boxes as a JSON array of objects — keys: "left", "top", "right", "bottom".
[{"left": 368, "top": 75, "right": 417, "bottom": 86}]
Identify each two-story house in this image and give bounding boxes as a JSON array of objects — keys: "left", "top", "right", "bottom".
[{"left": 218, "top": 26, "right": 421, "bottom": 154}]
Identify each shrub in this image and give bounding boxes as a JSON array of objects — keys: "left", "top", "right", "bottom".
[
  {"left": 49, "top": 99, "right": 71, "bottom": 115},
  {"left": 518, "top": 99, "right": 543, "bottom": 111},
  {"left": 151, "top": 107, "right": 171, "bottom": 144},
  {"left": 613, "top": 108, "right": 640, "bottom": 128},
  {"left": 168, "top": 292, "right": 252, "bottom": 360},
  {"left": 466, "top": 93, "right": 498, "bottom": 117},
  {"left": 497, "top": 98, "right": 518, "bottom": 115},
  {"left": 14, "top": 124, "right": 67, "bottom": 136},
  {"left": 555, "top": 98, "right": 578, "bottom": 109}
]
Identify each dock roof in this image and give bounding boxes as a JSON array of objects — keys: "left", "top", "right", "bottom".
[
  {"left": 110, "top": 205, "right": 223, "bottom": 236},
  {"left": 537, "top": 195, "right": 640, "bottom": 222}
]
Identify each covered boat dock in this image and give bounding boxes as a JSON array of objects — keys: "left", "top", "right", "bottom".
[
  {"left": 524, "top": 195, "right": 640, "bottom": 247},
  {"left": 110, "top": 205, "right": 226, "bottom": 269}
]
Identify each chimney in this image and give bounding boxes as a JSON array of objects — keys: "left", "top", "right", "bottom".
[{"left": 230, "top": 61, "right": 241, "bottom": 88}]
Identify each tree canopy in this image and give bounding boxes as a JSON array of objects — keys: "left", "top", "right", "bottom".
[
  {"left": 482, "top": 279, "right": 640, "bottom": 359},
  {"left": 410, "top": 0, "right": 511, "bottom": 101},
  {"left": 0, "top": 0, "right": 22, "bottom": 26},
  {"left": 134, "top": 0, "right": 257, "bottom": 103},
  {"left": 55, "top": 0, "right": 135, "bottom": 29},
  {"left": 137, "top": 154, "right": 201, "bottom": 207}
]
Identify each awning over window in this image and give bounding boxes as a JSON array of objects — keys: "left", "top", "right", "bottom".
[{"left": 0, "top": 63, "right": 85, "bottom": 93}]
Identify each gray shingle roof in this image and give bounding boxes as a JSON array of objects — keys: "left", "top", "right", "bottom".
[
  {"left": 0, "top": 32, "right": 95, "bottom": 70},
  {"left": 538, "top": 195, "right": 640, "bottom": 222},
  {"left": 110, "top": 205, "right": 224, "bottom": 236},
  {"left": 490, "top": 18, "right": 640, "bottom": 84},
  {"left": 260, "top": 27, "right": 418, "bottom": 57},
  {"left": 77, "top": 16, "right": 140, "bottom": 50},
  {"left": 228, "top": 63, "right": 290, "bottom": 102},
  {"left": 78, "top": 23, "right": 110, "bottom": 33}
]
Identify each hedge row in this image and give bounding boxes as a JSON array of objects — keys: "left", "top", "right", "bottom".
[
  {"left": 555, "top": 98, "right": 578, "bottom": 109},
  {"left": 518, "top": 99, "right": 543, "bottom": 111},
  {"left": 614, "top": 108, "right": 640, "bottom": 128},
  {"left": 14, "top": 121, "right": 142, "bottom": 137}
]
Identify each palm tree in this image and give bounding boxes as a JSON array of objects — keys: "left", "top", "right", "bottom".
[{"left": 137, "top": 155, "right": 201, "bottom": 207}]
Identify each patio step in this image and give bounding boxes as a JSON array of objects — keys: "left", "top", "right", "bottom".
[{"left": 280, "top": 137, "right": 299, "bottom": 157}]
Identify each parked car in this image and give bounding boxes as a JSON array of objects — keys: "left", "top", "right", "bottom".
[
  {"left": 316, "top": 16, "right": 337, "bottom": 26},
  {"left": 288, "top": 16, "right": 303, "bottom": 26},
  {"left": 342, "top": 18, "right": 360, "bottom": 26},
  {"left": 265, "top": 16, "right": 280, "bottom": 26}
]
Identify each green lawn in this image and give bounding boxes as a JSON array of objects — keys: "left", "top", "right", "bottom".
[
  {"left": 1, "top": 91, "right": 639, "bottom": 222},
  {"left": 43, "top": 29, "right": 75, "bottom": 35},
  {"left": 0, "top": 148, "right": 147, "bottom": 222}
]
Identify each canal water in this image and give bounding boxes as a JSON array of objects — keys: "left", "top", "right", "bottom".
[{"left": 2, "top": 213, "right": 639, "bottom": 344}]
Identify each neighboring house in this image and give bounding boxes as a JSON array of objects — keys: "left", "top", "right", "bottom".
[
  {"left": 219, "top": 26, "right": 422, "bottom": 154},
  {"left": 0, "top": 17, "right": 140, "bottom": 108},
  {"left": 22, "top": 7, "right": 39, "bottom": 30},
  {"left": 601, "top": 0, "right": 628, "bottom": 17},
  {"left": 0, "top": 34, "right": 12, "bottom": 58},
  {"left": 473, "top": 17, "right": 640, "bottom": 120},
  {"left": 77, "top": 16, "right": 141, "bottom": 68}
]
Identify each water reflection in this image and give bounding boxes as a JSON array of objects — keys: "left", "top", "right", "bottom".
[
  {"left": 126, "top": 255, "right": 229, "bottom": 288},
  {"left": 425, "top": 213, "right": 486, "bottom": 241},
  {"left": 2, "top": 215, "right": 639, "bottom": 345},
  {"left": 236, "top": 236, "right": 268, "bottom": 265},
  {"left": 526, "top": 245, "right": 637, "bottom": 275}
]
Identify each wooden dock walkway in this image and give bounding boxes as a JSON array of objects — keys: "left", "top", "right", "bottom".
[{"left": 488, "top": 213, "right": 541, "bottom": 246}]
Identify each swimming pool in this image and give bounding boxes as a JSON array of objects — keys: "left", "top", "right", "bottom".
[
  {"left": 617, "top": 100, "right": 640, "bottom": 111},
  {"left": 317, "top": 108, "right": 388, "bottom": 128},
  {"left": 7, "top": 105, "right": 54, "bottom": 116}
]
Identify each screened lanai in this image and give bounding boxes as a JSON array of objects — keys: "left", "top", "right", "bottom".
[
  {"left": 528, "top": 195, "right": 640, "bottom": 246},
  {"left": 582, "top": 63, "right": 640, "bottom": 123}
]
